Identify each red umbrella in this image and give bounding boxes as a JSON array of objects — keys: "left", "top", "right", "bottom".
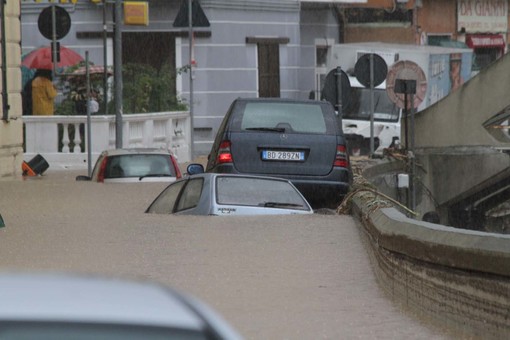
[{"left": 22, "top": 46, "right": 83, "bottom": 70}]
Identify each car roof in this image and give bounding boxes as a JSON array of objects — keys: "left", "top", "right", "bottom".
[
  {"left": 101, "top": 148, "right": 174, "bottom": 157},
  {"left": 0, "top": 273, "right": 204, "bottom": 329}
]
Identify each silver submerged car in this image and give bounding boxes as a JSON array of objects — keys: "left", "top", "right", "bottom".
[
  {"left": 76, "top": 148, "right": 182, "bottom": 183},
  {"left": 146, "top": 167, "right": 313, "bottom": 216},
  {"left": 0, "top": 272, "right": 243, "bottom": 340}
]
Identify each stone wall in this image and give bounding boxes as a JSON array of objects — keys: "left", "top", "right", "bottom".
[
  {"left": 0, "top": 0, "right": 23, "bottom": 180},
  {"left": 351, "top": 186, "right": 510, "bottom": 338}
]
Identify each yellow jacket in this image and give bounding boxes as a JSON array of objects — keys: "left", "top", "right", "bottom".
[{"left": 32, "top": 76, "right": 57, "bottom": 115}]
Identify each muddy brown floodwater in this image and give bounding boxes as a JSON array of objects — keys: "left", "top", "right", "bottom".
[{"left": 0, "top": 169, "right": 451, "bottom": 339}]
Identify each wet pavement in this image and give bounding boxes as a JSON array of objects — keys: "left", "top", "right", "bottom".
[{"left": 0, "top": 169, "right": 451, "bottom": 339}]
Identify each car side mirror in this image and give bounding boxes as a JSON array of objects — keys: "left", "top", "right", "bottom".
[
  {"left": 75, "top": 175, "right": 92, "bottom": 181},
  {"left": 187, "top": 163, "right": 204, "bottom": 175}
]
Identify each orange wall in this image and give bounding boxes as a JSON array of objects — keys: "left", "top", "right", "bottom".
[
  {"left": 342, "top": 0, "right": 458, "bottom": 45},
  {"left": 416, "top": 1, "right": 458, "bottom": 37}
]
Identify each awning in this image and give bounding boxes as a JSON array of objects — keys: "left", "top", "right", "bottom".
[{"left": 466, "top": 34, "right": 506, "bottom": 49}]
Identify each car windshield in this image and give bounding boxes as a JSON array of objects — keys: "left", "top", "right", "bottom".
[
  {"left": 0, "top": 322, "right": 207, "bottom": 340},
  {"left": 343, "top": 87, "right": 400, "bottom": 122},
  {"left": 105, "top": 154, "right": 176, "bottom": 179},
  {"left": 216, "top": 177, "right": 309, "bottom": 210},
  {"left": 240, "top": 102, "right": 327, "bottom": 134}
]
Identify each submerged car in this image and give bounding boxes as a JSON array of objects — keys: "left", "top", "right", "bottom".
[
  {"left": 146, "top": 166, "right": 313, "bottom": 216},
  {"left": 76, "top": 148, "right": 182, "bottom": 183},
  {"left": 206, "top": 97, "right": 352, "bottom": 209},
  {"left": 0, "top": 272, "right": 242, "bottom": 340}
]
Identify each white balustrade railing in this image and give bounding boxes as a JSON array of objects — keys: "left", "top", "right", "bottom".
[{"left": 23, "top": 111, "right": 191, "bottom": 170}]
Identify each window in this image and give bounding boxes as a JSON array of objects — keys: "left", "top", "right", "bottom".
[
  {"left": 343, "top": 88, "right": 400, "bottom": 122},
  {"left": 146, "top": 180, "right": 187, "bottom": 214},
  {"left": 216, "top": 177, "right": 308, "bottom": 209},
  {"left": 316, "top": 46, "right": 328, "bottom": 67},
  {"left": 105, "top": 155, "right": 175, "bottom": 178},
  {"left": 345, "top": 8, "right": 412, "bottom": 24},
  {"left": 240, "top": 102, "right": 327, "bottom": 134},
  {"left": 176, "top": 178, "right": 204, "bottom": 211},
  {"left": 257, "top": 43, "right": 280, "bottom": 98}
]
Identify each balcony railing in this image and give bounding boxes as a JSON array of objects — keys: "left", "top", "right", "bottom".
[{"left": 23, "top": 111, "right": 191, "bottom": 170}]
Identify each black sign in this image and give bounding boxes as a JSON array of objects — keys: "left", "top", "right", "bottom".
[
  {"left": 38, "top": 6, "right": 71, "bottom": 40},
  {"left": 173, "top": 0, "right": 210, "bottom": 28},
  {"left": 394, "top": 79, "right": 417, "bottom": 95},
  {"left": 354, "top": 53, "right": 387, "bottom": 88},
  {"left": 321, "top": 68, "right": 352, "bottom": 112}
]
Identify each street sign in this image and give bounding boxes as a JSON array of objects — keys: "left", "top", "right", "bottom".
[
  {"left": 173, "top": 0, "right": 210, "bottom": 27},
  {"left": 354, "top": 53, "right": 387, "bottom": 88},
  {"left": 38, "top": 6, "right": 71, "bottom": 40},
  {"left": 321, "top": 68, "right": 352, "bottom": 113},
  {"left": 386, "top": 60, "right": 427, "bottom": 110}
]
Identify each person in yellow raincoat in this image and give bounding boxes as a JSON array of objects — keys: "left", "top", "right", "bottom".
[{"left": 31, "top": 69, "right": 57, "bottom": 115}]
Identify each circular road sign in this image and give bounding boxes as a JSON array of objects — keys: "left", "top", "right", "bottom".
[
  {"left": 354, "top": 53, "right": 388, "bottom": 88},
  {"left": 386, "top": 60, "right": 427, "bottom": 110},
  {"left": 38, "top": 6, "right": 71, "bottom": 40},
  {"left": 321, "top": 68, "right": 352, "bottom": 112}
]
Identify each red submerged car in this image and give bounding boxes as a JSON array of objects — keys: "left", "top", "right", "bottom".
[{"left": 76, "top": 148, "right": 182, "bottom": 183}]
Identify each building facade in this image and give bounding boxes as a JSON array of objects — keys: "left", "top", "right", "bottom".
[
  {"left": 0, "top": 1, "right": 23, "bottom": 179},
  {"left": 16, "top": 0, "right": 510, "bottom": 160}
]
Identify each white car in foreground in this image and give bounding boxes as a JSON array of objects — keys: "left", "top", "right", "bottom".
[{"left": 0, "top": 272, "right": 243, "bottom": 340}]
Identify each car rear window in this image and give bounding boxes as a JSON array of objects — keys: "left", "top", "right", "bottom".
[
  {"left": 215, "top": 176, "right": 309, "bottom": 209},
  {"left": 105, "top": 154, "right": 176, "bottom": 178},
  {"left": 238, "top": 102, "right": 328, "bottom": 134}
]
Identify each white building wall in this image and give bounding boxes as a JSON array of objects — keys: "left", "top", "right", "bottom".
[{"left": 20, "top": 0, "right": 340, "bottom": 156}]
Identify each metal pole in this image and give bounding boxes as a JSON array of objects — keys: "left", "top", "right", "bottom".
[
  {"left": 404, "top": 93, "right": 410, "bottom": 210},
  {"left": 85, "top": 52, "right": 92, "bottom": 177},
  {"left": 410, "top": 94, "right": 416, "bottom": 212},
  {"left": 335, "top": 66, "right": 343, "bottom": 116},
  {"left": 103, "top": 0, "right": 108, "bottom": 114},
  {"left": 369, "top": 53, "right": 375, "bottom": 157},
  {"left": 1, "top": 0, "right": 9, "bottom": 121},
  {"left": 188, "top": 0, "right": 195, "bottom": 160},
  {"left": 51, "top": 5, "right": 57, "bottom": 74},
  {"left": 114, "top": 0, "right": 123, "bottom": 148}
]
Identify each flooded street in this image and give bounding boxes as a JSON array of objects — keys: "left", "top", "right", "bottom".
[{"left": 0, "top": 170, "right": 449, "bottom": 339}]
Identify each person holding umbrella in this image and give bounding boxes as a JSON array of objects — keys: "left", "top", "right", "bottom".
[
  {"left": 31, "top": 69, "right": 57, "bottom": 116},
  {"left": 22, "top": 45, "right": 84, "bottom": 115}
]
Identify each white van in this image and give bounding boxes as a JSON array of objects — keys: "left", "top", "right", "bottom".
[{"left": 341, "top": 76, "right": 402, "bottom": 155}]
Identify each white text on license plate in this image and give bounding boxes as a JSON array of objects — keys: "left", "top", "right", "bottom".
[{"left": 262, "top": 150, "right": 304, "bottom": 161}]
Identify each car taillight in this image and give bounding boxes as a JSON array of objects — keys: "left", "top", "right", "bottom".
[
  {"left": 334, "top": 145, "right": 349, "bottom": 168},
  {"left": 170, "top": 155, "right": 182, "bottom": 178},
  {"left": 97, "top": 156, "right": 108, "bottom": 183},
  {"left": 217, "top": 140, "right": 233, "bottom": 164}
]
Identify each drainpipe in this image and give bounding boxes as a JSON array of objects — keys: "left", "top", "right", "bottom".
[
  {"left": 332, "top": 4, "right": 344, "bottom": 44},
  {"left": 1, "top": 0, "right": 9, "bottom": 121}
]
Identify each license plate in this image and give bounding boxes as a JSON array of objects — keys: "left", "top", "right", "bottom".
[{"left": 261, "top": 150, "right": 304, "bottom": 161}]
